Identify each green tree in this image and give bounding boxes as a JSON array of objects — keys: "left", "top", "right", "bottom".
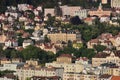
[
  {"left": 45, "top": 13, "right": 55, "bottom": 26},
  {"left": 44, "top": 35, "right": 51, "bottom": 43},
  {"left": 21, "top": 45, "right": 55, "bottom": 63},
  {"left": 94, "top": 45, "right": 106, "bottom": 52},
  {"left": 18, "top": 37, "right": 25, "bottom": 46}
]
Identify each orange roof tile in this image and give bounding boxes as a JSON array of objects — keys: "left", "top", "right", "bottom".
[{"left": 111, "top": 76, "right": 120, "bottom": 80}]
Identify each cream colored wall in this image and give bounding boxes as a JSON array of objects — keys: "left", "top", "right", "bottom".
[
  {"left": 57, "top": 57, "right": 72, "bottom": 63},
  {"left": 47, "top": 33, "right": 76, "bottom": 43}
]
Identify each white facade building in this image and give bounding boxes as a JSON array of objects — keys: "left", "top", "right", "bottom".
[{"left": 74, "top": 9, "right": 88, "bottom": 19}]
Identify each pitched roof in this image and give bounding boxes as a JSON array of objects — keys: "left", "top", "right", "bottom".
[
  {"left": 99, "top": 74, "right": 111, "bottom": 79},
  {"left": 94, "top": 52, "right": 110, "bottom": 58},
  {"left": 111, "top": 76, "right": 120, "bottom": 80},
  {"left": 94, "top": 51, "right": 120, "bottom": 58},
  {"left": 58, "top": 54, "right": 72, "bottom": 58}
]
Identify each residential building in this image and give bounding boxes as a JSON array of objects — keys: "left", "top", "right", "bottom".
[
  {"left": 47, "top": 30, "right": 81, "bottom": 43},
  {"left": 64, "top": 63, "right": 84, "bottom": 73},
  {"left": 60, "top": 5, "right": 81, "bottom": 17},
  {"left": 22, "top": 39, "right": 34, "bottom": 48},
  {"left": 92, "top": 51, "right": 120, "bottom": 67},
  {"left": 0, "top": 58, "right": 11, "bottom": 65},
  {"left": 84, "top": 17, "right": 94, "bottom": 25},
  {"left": 63, "top": 73, "right": 97, "bottom": 80},
  {"left": 100, "top": 15, "right": 110, "bottom": 22},
  {"left": 56, "top": 54, "right": 73, "bottom": 63},
  {"left": 17, "top": 65, "right": 63, "bottom": 80},
  {"left": 26, "top": 59, "right": 39, "bottom": 66},
  {"left": 31, "top": 76, "right": 61, "bottom": 80},
  {"left": 111, "top": 0, "right": 120, "bottom": 8},
  {"left": 36, "top": 43, "right": 57, "bottom": 54},
  {"left": 88, "top": 3, "right": 111, "bottom": 17},
  {"left": 0, "top": 62, "right": 24, "bottom": 71},
  {"left": 87, "top": 33, "right": 113, "bottom": 49},
  {"left": 5, "top": 39, "right": 18, "bottom": 48},
  {"left": 100, "top": 66, "right": 120, "bottom": 76},
  {"left": 74, "top": 9, "right": 88, "bottom": 19}
]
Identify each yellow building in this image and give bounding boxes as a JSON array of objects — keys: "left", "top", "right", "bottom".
[
  {"left": 92, "top": 51, "right": 120, "bottom": 67},
  {"left": 0, "top": 58, "right": 11, "bottom": 65},
  {"left": 101, "top": 66, "right": 120, "bottom": 76},
  {"left": 26, "top": 59, "right": 39, "bottom": 66},
  {"left": 111, "top": 0, "right": 120, "bottom": 8},
  {"left": 47, "top": 31, "right": 81, "bottom": 43},
  {"left": 56, "top": 54, "right": 73, "bottom": 64}
]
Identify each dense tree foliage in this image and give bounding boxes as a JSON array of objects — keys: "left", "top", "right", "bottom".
[
  {"left": 70, "top": 16, "right": 83, "bottom": 25},
  {"left": 2, "top": 45, "right": 55, "bottom": 63},
  {"left": 0, "top": 70, "right": 15, "bottom": 77},
  {"left": 21, "top": 45, "right": 55, "bottom": 63},
  {"left": 94, "top": 45, "right": 106, "bottom": 52},
  {"left": 56, "top": 46, "right": 96, "bottom": 59}
]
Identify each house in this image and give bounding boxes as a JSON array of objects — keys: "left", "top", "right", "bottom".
[
  {"left": 36, "top": 43, "right": 57, "bottom": 54},
  {"left": 5, "top": 39, "right": 18, "bottom": 48},
  {"left": 22, "top": 39, "right": 34, "bottom": 48},
  {"left": 84, "top": 17, "right": 94, "bottom": 25},
  {"left": 0, "top": 58, "right": 11, "bottom": 65},
  {"left": 87, "top": 39, "right": 99, "bottom": 48},
  {"left": 56, "top": 54, "right": 73, "bottom": 64},
  {"left": 100, "top": 15, "right": 110, "bottom": 22},
  {"left": 87, "top": 33, "right": 113, "bottom": 48}
]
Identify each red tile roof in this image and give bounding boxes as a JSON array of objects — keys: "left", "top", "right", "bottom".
[
  {"left": 111, "top": 76, "right": 120, "bottom": 80},
  {"left": 59, "top": 54, "right": 72, "bottom": 58}
]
